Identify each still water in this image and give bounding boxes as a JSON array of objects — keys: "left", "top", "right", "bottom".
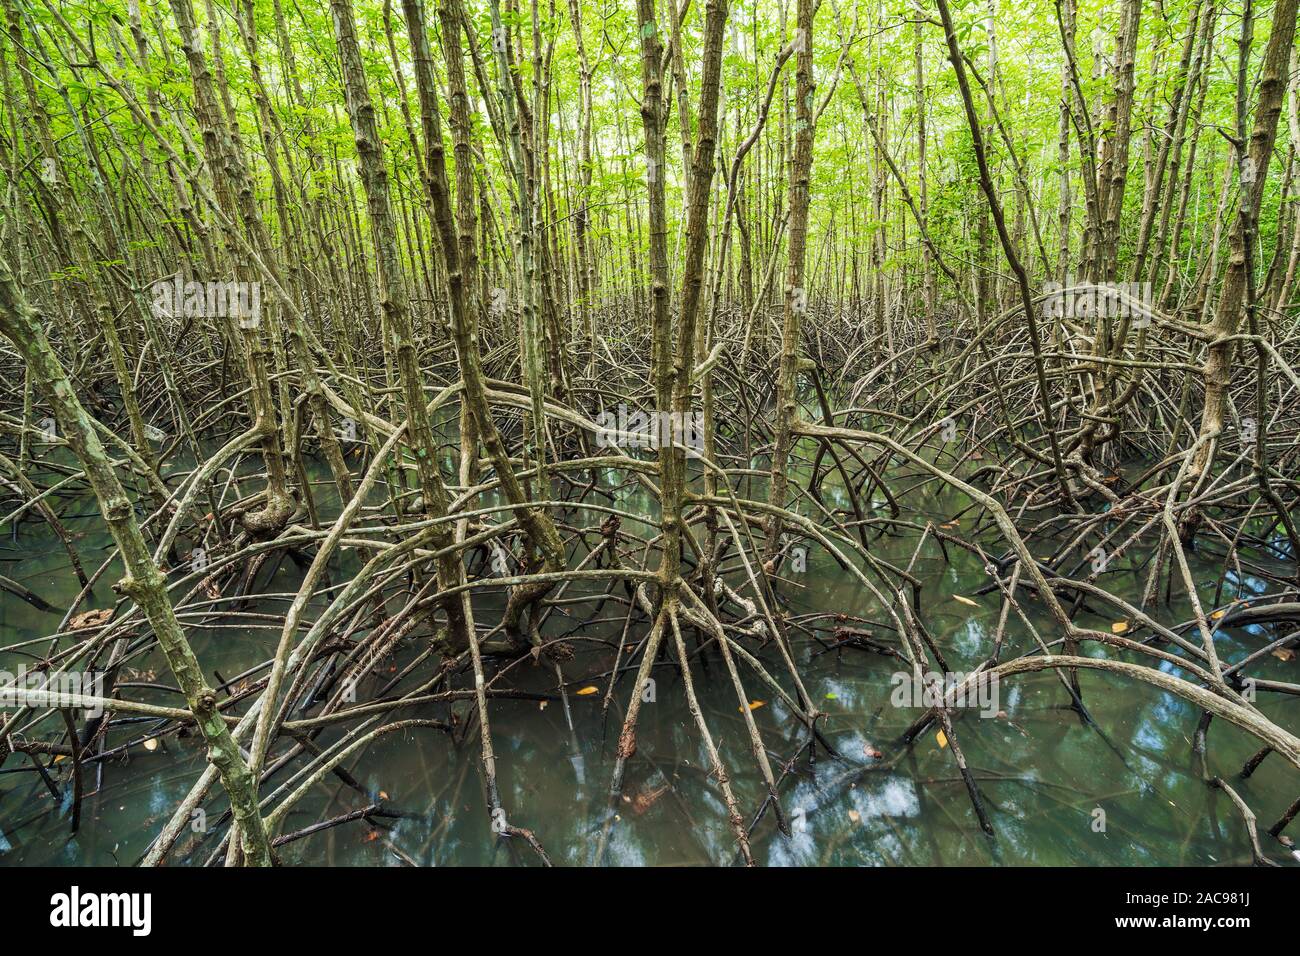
[{"left": 1, "top": 445, "right": 1296, "bottom": 866}]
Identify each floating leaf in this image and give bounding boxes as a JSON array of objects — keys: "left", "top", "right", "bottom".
[
  {"left": 1111, "top": 621, "right": 1130, "bottom": 634},
  {"left": 143, "top": 738, "right": 158, "bottom": 752},
  {"left": 953, "top": 595, "right": 979, "bottom": 607},
  {"left": 1272, "top": 648, "right": 1295, "bottom": 662},
  {"left": 69, "top": 608, "right": 112, "bottom": 630},
  {"left": 825, "top": 692, "right": 838, "bottom": 700},
  {"left": 630, "top": 784, "right": 669, "bottom": 816},
  {"left": 740, "top": 699, "right": 766, "bottom": 712},
  {"left": 847, "top": 809, "right": 861, "bottom": 823},
  {"left": 575, "top": 686, "right": 599, "bottom": 696},
  {"left": 936, "top": 729, "right": 948, "bottom": 749}
]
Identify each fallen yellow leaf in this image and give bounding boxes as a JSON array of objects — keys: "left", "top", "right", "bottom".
[
  {"left": 936, "top": 729, "right": 948, "bottom": 749},
  {"left": 143, "top": 738, "right": 158, "bottom": 752},
  {"left": 954, "top": 595, "right": 979, "bottom": 607},
  {"left": 740, "top": 699, "right": 766, "bottom": 712},
  {"left": 1111, "top": 621, "right": 1130, "bottom": 634},
  {"left": 575, "top": 686, "right": 599, "bottom": 696}
]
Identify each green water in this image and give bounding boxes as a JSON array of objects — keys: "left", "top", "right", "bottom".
[{"left": 1, "top": 447, "right": 1297, "bottom": 866}]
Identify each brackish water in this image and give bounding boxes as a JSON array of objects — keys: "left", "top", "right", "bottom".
[{"left": 1, "top": 444, "right": 1296, "bottom": 866}]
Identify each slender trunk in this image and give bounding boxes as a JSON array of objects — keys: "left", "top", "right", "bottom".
[
  {"left": 765, "top": 0, "right": 815, "bottom": 564},
  {"left": 0, "top": 257, "right": 272, "bottom": 867},
  {"left": 1190, "top": 0, "right": 1298, "bottom": 475}
]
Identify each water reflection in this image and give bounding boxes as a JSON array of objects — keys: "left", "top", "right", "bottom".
[{"left": 2, "top": 446, "right": 1296, "bottom": 867}]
